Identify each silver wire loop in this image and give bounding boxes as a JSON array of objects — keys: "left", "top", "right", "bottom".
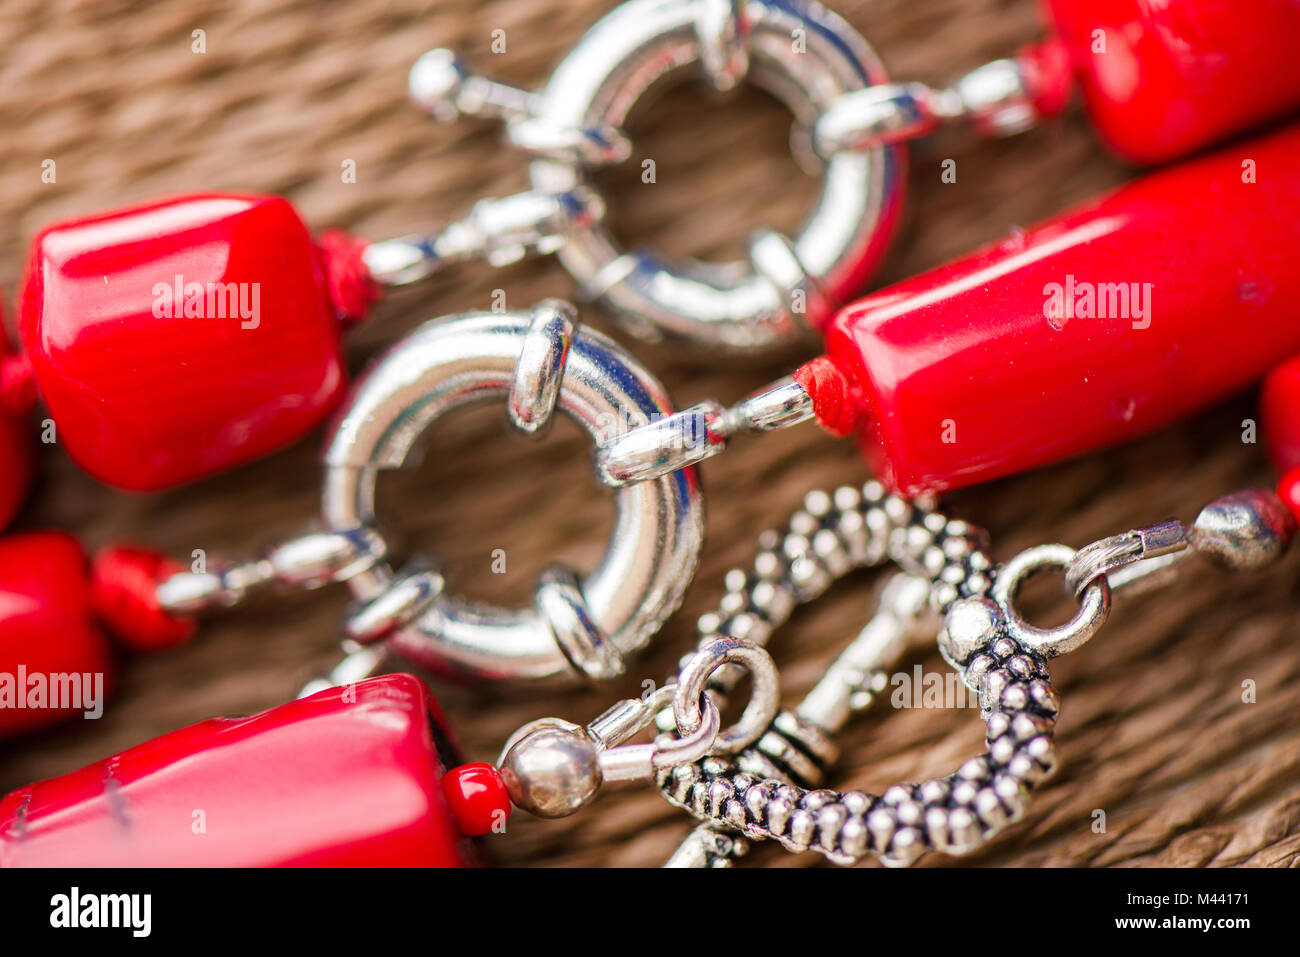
[
  {"left": 320, "top": 306, "right": 704, "bottom": 685},
  {"left": 594, "top": 377, "right": 814, "bottom": 487},
  {"left": 673, "top": 635, "right": 782, "bottom": 754},
  {"left": 508, "top": 299, "right": 577, "bottom": 435},
  {"left": 695, "top": 0, "right": 751, "bottom": 92},
  {"left": 534, "top": 565, "right": 628, "bottom": 680},
  {"left": 342, "top": 564, "right": 446, "bottom": 645},
  {"left": 399, "top": 0, "right": 903, "bottom": 350},
  {"left": 991, "top": 544, "right": 1111, "bottom": 658}
]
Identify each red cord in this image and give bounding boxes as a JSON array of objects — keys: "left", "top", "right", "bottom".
[
  {"left": 90, "top": 545, "right": 196, "bottom": 653},
  {"left": 0, "top": 352, "right": 37, "bottom": 417},
  {"left": 317, "top": 228, "right": 382, "bottom": 324},
  {"left": 793, "top": 355, "right": 859, "bottom": 438}
]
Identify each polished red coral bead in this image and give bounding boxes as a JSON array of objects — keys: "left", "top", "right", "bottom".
[
  {"left": 18, "top": 193, "right": 348, "bottom": 491},
  {"left": 0, "top": 321, "right": 35, "bottom": 531},
  {"left": 0, "top": 531, "right": 115, "bottom": 739},
  {"left": 818, "top": 123, "right": 1300, "bottom": 497},
  {"left": 442, "top": 762, "right": 512, "bottom": 837},
  {"left": 0, "top": 674, "right": 469, "bottom": 866},
  {"left": 1261, "top": 355, "right": 1300, "bottom": 477},
  {"left": 1276, "top": 468, "right": 1300, "bottom": 528},
  {"left": 89, "top": 544, "right": 196, "bottom": 653},
  {"left": 1043, "top": 0, "right": 1300, "bottom": 164}
]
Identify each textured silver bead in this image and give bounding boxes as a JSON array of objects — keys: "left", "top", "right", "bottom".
[{"left": 1189, "top": 487, "right": 1296, "bottom": 570}]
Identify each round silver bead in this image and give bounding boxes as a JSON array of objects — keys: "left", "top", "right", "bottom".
[
  {"left": 1189, "top": 488, "right": 1296, "bottom": 569},
  {"left": 499, "top": 724, "right": 603, "bottom": 818},
  {"left": 938, "top": 596, "right": 1003, "bottom": 669}
]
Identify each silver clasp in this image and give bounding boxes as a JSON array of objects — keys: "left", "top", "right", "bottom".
[
  {"left": 318, "top": 300, "right": 705, "bottom": 686},
  {"left": 370, "top": 0, "right": 905, "bottom": 350}
]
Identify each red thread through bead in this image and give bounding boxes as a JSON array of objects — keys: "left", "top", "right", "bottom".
[
  {"left": 317, "top": 228, "right": 381, "bottom": 324},
  {"left": 90, "top": 545, "right": 197, "bottom": 653},
  {"left": 794, "top": 356, "right": 859, "bottom": 438}
]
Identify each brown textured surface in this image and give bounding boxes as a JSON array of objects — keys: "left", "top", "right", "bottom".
[{"left": 2, "top": 0, "right": 1299, "bottom": 868}]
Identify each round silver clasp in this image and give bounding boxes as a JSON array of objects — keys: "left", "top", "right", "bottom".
[
  {"left": 400, "top": 0, "right": 905, "bottom": 351},
  {"left": 529, "top": 0, "right": 903, "bottom": 348},
  {"left": 320, "top": 301, "right": 705, "bottom": 685}
]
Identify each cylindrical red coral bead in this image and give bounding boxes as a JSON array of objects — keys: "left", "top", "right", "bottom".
[
  {"left": 18, "top": 193, "right": 349, "bottom": 491},
  {"left": 0, "top": 674, "right": 469, "bottom": 866},
  {"left": 1042, "top": 0, "right": 1300, "bottom": 164},
  {"left": 0, "top": 532, "right": 115, "bottom": 739},
  {"left": 442, "top": 763, "right": 512, "bottom": 837},
  {"left": 818, "top": 123, "right": 1300, "bottom": 498}
]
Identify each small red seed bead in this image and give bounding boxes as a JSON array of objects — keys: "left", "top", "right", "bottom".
[
  {"left": 441, "top": 763, "right": 512, "bottom": 837},
  {"left": 1276, "top": 467, "right": 1300, "bottom": 527}
]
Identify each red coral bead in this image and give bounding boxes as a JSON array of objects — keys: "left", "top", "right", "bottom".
[
  {"left": 1043, "top": 0, "right": 1300, "bottom": 164},
  {"left": 1261, "top": 355, "right": 1300, "bottom": 477},
  {"left": 0, "top": 674, "right": 469, "bottom": 866},
  {"left": 442, "top": 763, "right": 512, "bottom": 837},
  {"left": 0, "top": 532, "right": 115, "bottom": 739},
  {"left": 18, "top": 193, "right": 347, "bottom": 491},
  {"left": 89, "top": 544, "right": 196, "bottom": 653},
  {"left": 1276, "top": 468, "right": 1300, "bottom": 528},
  {"left": 0, "top": 320, "right": 35, "bottom": 531},
  {"left": 820, "top": 123, "right": 1300, "bottom": 497}
]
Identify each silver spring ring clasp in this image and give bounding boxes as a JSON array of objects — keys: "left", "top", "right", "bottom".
[
  {"left": 383, "top": 0, "right": 905, "bottom": 350},
  {"left": 319, "top": 300, "right": 705, "bottom": 685}
]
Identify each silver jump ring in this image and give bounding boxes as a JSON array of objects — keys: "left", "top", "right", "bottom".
[
  {"left": 526, "top": 0, "right": 904, "bottom": 348},
  {"left": 321, "top": 305, "right": 705, "bottom": 685},
  {"left": 991, "top": 544, "right": 1111, "bottom": 658},
  {"left": 672, "top": 636, "right": 781, "bottom": 754},
  {"left": 653, "top": 694, "right": 723, "bottom": 769}
]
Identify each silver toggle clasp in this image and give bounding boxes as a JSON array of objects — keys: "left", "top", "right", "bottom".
[
  {"left": 318, "top": 300, "right": 704, "bottom": 686},
  {"left": 373, "top": 0, "right": 905, "bottom": 350}
]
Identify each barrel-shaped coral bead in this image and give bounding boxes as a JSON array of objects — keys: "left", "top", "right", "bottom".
[
  {"left": 0, "top": 674, "right": 468, "bottom": 866},
  {"left": 18, "top": 193, "right": 347, "bottom": 491},
  {"left": 0, "top": 531, "right": 115, "bottom": 739}
]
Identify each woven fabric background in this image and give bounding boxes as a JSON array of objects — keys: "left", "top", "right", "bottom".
[{"left": 2, "top": 0, "right": 1299, "bottom": 868}]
